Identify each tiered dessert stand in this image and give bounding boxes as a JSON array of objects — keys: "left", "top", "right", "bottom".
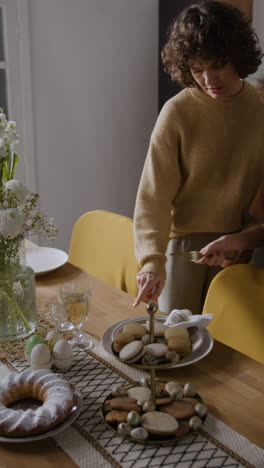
[{"left": 102, "top": 302, "right": 208, "bottom": 444}]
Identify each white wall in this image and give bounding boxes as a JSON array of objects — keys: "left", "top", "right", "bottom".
[
  {"left": 26, "top": 0, "right": 264, "bottom": 253},
  {"left": 28, "top": 0, "right": 158, "bottom": 251}
]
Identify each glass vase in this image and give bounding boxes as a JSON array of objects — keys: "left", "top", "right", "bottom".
[{"left": 0, "top": 264, "right": 37, "bottom": 342}]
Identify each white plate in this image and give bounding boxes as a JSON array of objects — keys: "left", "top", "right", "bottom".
[
  {"left": 25, "top": 247, "right": 68, "bottom": 275},
  {"left": 0, "top": 392, "right": 83, "bottom": 443},
  {"left": 101, "top": 316, "right": 214, "bottom": 368}
]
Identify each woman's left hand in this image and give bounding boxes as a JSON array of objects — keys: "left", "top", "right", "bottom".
[{"left": 197, "top": 234, "right": 253, "bottom": 267}]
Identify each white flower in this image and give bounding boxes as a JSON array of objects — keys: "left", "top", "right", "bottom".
[
  {"left": 0, "top": 208, "right": 25, "bottom": 238},
  {"left": 4, "top": 179, "right": 30, "bottom": 204},
  {"left": 5, "top": 121, "right": 19, "bottom": 146},
  {"left": 0, "top": 138, "right": 9, "bottom": 158},
  {"left": 0, "top": 113, "right": 7, "bottom": 135}
]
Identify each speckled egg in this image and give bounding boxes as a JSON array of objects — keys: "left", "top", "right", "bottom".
[
  {"left": 117, "top": 422, "right": 132, "bottom": 436},
  {"left": 52, "top": 339, "right": 73, "bottom": 359},
  {"left": 189, "top": 415, "right": 202, "bottom": 430},
  {"left": 45, "top": 330, "right": 63, "bottom": 343},
  {"left": 130, "top": 427, "right": 148, "bottom": 441},
  {"left": 183, "top": 383, "right": 196, "bottom": 397}
]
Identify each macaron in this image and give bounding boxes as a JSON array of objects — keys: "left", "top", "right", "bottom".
[
  {"left": 122, "top": 322, "right": 146, "bottom": 338},
  {"left": 167, "top": 336, "right": 192, "bottom": 357},
  {"left": 112, "top": 332, "right": 135, "bottom": 353},
  {"left": 119, "top": 340, "right": 145, "bottom": 363},
  {"left": 144, "top": 343, "right": 169, "bottom": 357}
]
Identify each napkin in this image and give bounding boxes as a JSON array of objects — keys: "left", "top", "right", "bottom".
[{"left": 163, "top": 309, "right": 213, "bottom": 329}]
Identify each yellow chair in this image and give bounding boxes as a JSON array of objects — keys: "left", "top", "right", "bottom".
[
  {"left": 68, "top": 210, "right": 139, "bottom": 297},
  {"left": 202, "top": 264, "right": 264, "bottom": 364}
]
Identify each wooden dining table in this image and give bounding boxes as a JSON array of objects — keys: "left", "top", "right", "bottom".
[{"left": 0, "top": 261, "right": 264, "bottom": 467}]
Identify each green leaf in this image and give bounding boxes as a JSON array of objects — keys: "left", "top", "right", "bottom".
[
  {"left": 2, "top": 158, "right": 9, "bottom": 182},
  {"left": 10, "top": 152, "right": 19, "bottom": 179}
]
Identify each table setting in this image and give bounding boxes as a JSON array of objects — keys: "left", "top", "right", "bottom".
[
  {"left": 1, "top": 271, "right": 264, "bottom": 468},
  {"left": 0, "top": 108, "right": 263, "bottom": 466}
]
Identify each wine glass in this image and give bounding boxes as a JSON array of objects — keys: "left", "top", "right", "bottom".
[
  {"left": 49, "top": 297, "right": 74, "bottom": 332},
  {"left": 59, "top": 282, "right": 93, "bottom": 350}
]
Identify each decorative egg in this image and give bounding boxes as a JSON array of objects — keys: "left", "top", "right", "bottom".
[
  {"left": 141, "top": 334, "right": 150, "bottom": 345},
  {"left": 142, "top": 400, "right": 156, "bottom": 412},
  {"left": 117, "top": 422, "right": 132, "bottom": 436},
  {"left": 111, "top": 386, "right": 124, "bottom": 397},
  {"left": 130, "top": 427, "right": 148, "bottom": 441},
  {"left": 52, "top": 339, "right": 72, "bottom": 360},
  {"left": 30, "top": 343, "right": 51, "bottom": 366},
  {"left": 155, "top": 384, "right": 164, "bottom": 397},
  {"left": 166, "top": 382, "right": 183, "bottom": 399},
  {"left": 165, "top": 350, "right": 180, "bottom": 363},
  {"left": 45, "top": 330, "right": 62, "bottom": 343},
  {"left": 165, "top": 381, "right": 179, "bottom": 394},
  {"left": 141, "top": 353, "right": 154, "bottom": 366},
  {"left": 25, "top": 334, "right": 44, "bottom": 354},
  {"left": 195, "top": 403, "right": 208, "bottom": 418},
  {"left": 126, "top": 410, "right": 141, "bottom": 426},
  {"left": 189, "top": 415, "right": 202, "bottom": 430},
  {"left": 183, "top": 383, "right": 196, "bottom": 397},
  {"left": 170, "top": 388, "right": 184, "bottom": 400},
  {"left": 139, "top": 377, "right": 150, "bottom": 387}
]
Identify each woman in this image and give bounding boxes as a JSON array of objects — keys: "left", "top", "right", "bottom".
[{"left": 133, "top": 1, "right": 264, "bottom": 314}]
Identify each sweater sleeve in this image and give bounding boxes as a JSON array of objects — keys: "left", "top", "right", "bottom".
[{"left": 133, "top": 101, "right": 181, "bottom": 278}]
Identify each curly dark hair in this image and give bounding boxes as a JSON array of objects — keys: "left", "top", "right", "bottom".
[{"left": 161, "top": 0, "right": 263, "bottom": 87}]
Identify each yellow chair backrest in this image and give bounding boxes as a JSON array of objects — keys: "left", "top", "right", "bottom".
[
  {"left": 68, "top": 210, "right": 139, "bottom": 297},
  {"left": 203, "top": 264, "right": 264, "bottom": 364}
]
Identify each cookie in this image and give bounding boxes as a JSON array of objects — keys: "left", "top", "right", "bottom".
[
  {"left": 127, "top": 386, "right": 151, "bottom": 403},
  {"left": 144, "top": 343, "right": 169, "bottom": 357},
  {"left": 105, "top": 410, "right": 128, "bottom": 423},
  {"left": 122, "top": 322, "right": 146, "bottom": 338},
  {"left": 141, "top": 411, "right": 179, "bottom": 435},
  {"left": 183, "top": 397, "right": 200, "bottom": 407},
  {"left": 108, "top": 397, "right": 141, "bottom": 412},
  {"left": 119, "top": 340, "right": 145, "bottom": 363},
  {"left": 175, "top": 420, "right": 190, "bottom": 438},
  {"left": 155, "top": 397, "right": 173, "bottom": 406},
  {"left": 112, "top": 332, "right": 134, "bottom": 353},
  {"left": 160, "top": 401, "right": 195, "bottom": 419}
]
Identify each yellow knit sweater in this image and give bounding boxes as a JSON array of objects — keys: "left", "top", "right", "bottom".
[{"left": 134, "top": 81, "right": 264, "bottom": 278}]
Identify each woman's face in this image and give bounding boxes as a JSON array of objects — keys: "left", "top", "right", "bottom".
[{"left": 189, "top": 58, "right": 243, "bottom": 99}]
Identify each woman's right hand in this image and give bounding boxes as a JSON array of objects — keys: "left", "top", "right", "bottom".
[{"left": 133, "top": 272, "right": 165, "bottom": 307}]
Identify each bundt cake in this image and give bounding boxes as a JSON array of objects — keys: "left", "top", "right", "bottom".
[{"left": 0, "top": 369, "right": 76, "bottom": 437}]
